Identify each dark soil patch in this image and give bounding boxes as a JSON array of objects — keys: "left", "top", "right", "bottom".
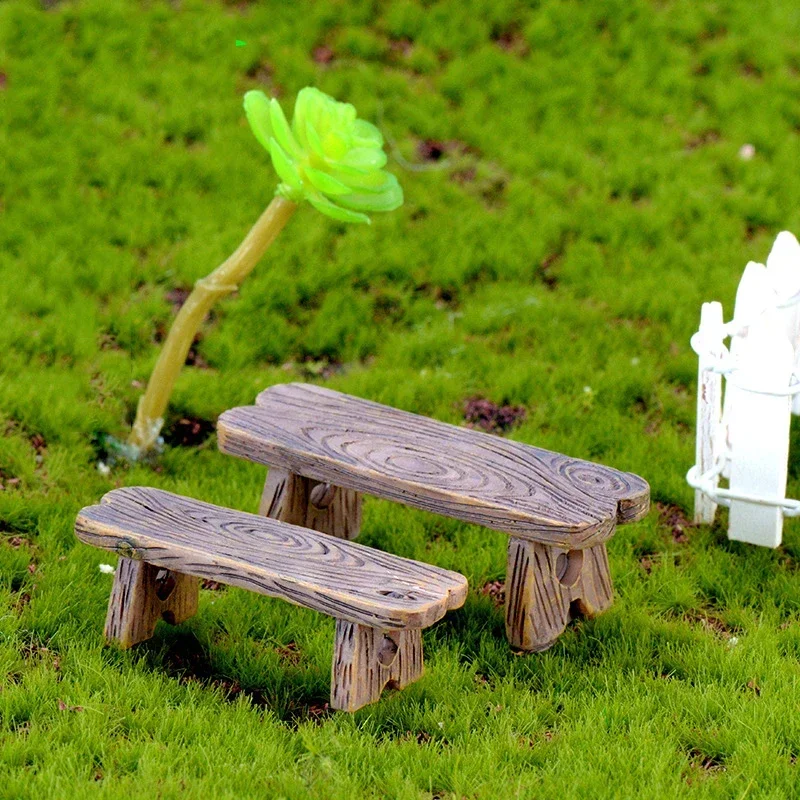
[
  {"left": 463, "top": 397, "right": 526, "bottom": 434},
  {"left": 400, "top": 729, "right": 433, "bottom": 745},
  {"left": 275, "top": 641, "right": 301, "bottom": 665},
  {"left": 740, "top": 60, "right": 763, "bottom": 80},
  {"left": 372, "top": 291, "right": 405, "bottom": 324},
  {"left": 450, "top": 166, "right": 477, "bottom": 184},
  {"left": 417, "top": 138, "right": 473, "bottom": 163},
  {"left": 657, "top": 502, "right": 694, "bottom": 544},
  {"left": 29, "top": 433, "right": 47, "bottom": 454},
  {"left": 163, "top": 416, "right": 215, "bottom": 447},
  {"left": 491, "top": 27, "right": 529, "bottom": 56},
  {"left": 312, "top": 45, "right": 335, "bottom": 65},
  {"left": 4, "top": 535, "right": 32, "bottom": 549},
  {"left": 0, "top": 73, "right": 6, "bottom": 90},
  {"left": 684, "top": 129, "right": 721, "bottom": 151},
  {"left": 283, "top": 700, "right": 333, "bottom": 726},
  {"left": 165, "top": 287, "right": 191, "bottom": 313},
  {"left": 417, "top": 139, "right": 449, "bottom": 162},
  {"left": 686, "top": 747, "right": 726, "bottom": 774},
  {"left": 683, "top": 609, "right": 739, "bottom": 639},
  {"left": 479, "top": 580, "right": 505, "bottom": 608},
  {"left": 388, "top": 37, "right": 414, "bottom": 58},
  {"left": 21, "top": 638, "right": 60, "bottom": 671},
  {"left": 0, "top": 469, "right": 21, "bottom": 491},
  {"left": 745, "top": 222, "right": 769, "bottom": 241},
  {"left": 99, "top": 332, "right": 122, "bottom": 351},
  {"left": 435, "top": 286, "right": 458, "bottom": 308},
  {"left": 538, "top": 251, "right": 561, "bottom": 290},
  {"left": 15, "top": 590, "right": 33, "bottom": 612},
  {"left": 183, "top": 341, "right": 208, "bottom": 368},
  {"left": 246, "top": 61, "right": 280, "bottom": 93}
]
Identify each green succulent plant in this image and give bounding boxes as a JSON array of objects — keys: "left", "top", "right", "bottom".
[
  {"left": 127, "top": 87, "right": 404, "bottom": 456},
  {"left": 244, "top": 87, "right": 403, "bottom": 224}
]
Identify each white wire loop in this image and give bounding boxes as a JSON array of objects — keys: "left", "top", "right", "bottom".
[{"left": 686, "top": 463, "right": 800, "bottom": 517}]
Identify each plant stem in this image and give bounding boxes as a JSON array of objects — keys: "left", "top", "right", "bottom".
[{"left": 128, "top": 195, "right": 297, "bottom": 454}]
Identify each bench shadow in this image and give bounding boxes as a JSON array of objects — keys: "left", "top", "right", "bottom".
[
  {"left": 129, "top": 596, "right": 614, "bottom": 728},
  {"left": 134, "top": 628, "right": 335, "bottom": 726}
]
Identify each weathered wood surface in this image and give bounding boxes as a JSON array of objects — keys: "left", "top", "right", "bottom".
[
  {"left": 260, "top": 467, "right": 362, "bottom": 540},
  {"left": 218, "top": 383, "right": 649, "bottom": 549},
  {"left": 331, "top": 621, "right": 423, "bottom": 711},
  {"left": 75, "top": 487, "right": 467, "bottom": 630},
  {"left": 104, "top": 558, "right": 198, "bottom": 648},
  {"left": 505, "top": 538, "right": 613, "bottom": 651}
]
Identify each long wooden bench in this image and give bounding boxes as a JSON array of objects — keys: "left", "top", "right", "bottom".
[
  {"left": 217, "top": 382, "right": 650, "bottom": 652},
  {"left": 75, "top": 487, "right": 467, "bottom": 712}
]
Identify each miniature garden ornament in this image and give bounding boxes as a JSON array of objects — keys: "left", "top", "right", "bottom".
[
  {"left": 688, "top": 231, "right": 800, "bottom": 548},
  {"left": 127, "top": 88, "right": 403, "bottom": 455}
]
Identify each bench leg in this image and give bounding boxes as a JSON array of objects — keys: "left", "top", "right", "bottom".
[
  {"left": 259, "top": 467, "right": 362, "bottom": 540},
  {"left": 104, "top": 558, "right": 199, "bottom": 648},
  {"left": 330, "top": 620, "right": 423, "bottom": 712},
  {"left": 505, "top": 539, "right": 613, "bottom": 652}
]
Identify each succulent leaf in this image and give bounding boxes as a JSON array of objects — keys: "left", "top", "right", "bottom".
[
  {"left": 244, "top": 87, "right": 403, "bottom": 224},
  {"left": 268, "top": 99, "right": 301, "bottom": 158},
  {"left": 268, "top": 139, "right": 303, "bottom": 196},
  {"left": 308, "top": 194, "right": 371, "bottom": 224},
  {"left": 243, "top": 91, "right": 273, "bottom": 151},
  {"left": 305, "top": 166, "right": 351, "bottom": 196}
]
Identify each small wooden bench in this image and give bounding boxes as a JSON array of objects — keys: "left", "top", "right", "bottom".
[
  {"left": 75, "top": 487, "right": 467, "bottom": 711},
  {"left": 217, "top": 383, "right": 650, "bottom": 652}
]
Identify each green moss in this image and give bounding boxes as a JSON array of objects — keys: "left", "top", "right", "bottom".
[{"left": 2, "top": 0, "right": 800, "bottom": 795}]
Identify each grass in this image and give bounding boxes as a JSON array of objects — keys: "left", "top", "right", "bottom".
[{"left": 2, "top": 0, "right": 800, "bottom": 796}]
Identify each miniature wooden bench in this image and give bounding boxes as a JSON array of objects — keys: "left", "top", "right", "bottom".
[
  {"left": 218, "top": 383, "right": 650, "bottom": 652},
  {"left": 75, "top": 487, "right": 467, "bottom": 712}
]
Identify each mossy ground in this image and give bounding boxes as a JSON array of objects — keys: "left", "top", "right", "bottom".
[{"left": 2, "top": 0, "right": 800, "bottom": 797}]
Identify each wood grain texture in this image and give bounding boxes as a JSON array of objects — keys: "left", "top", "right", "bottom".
[
  {"left": 330, "top": 621, "right": 423, "bottom": 711},
  {"left": 505, "top": 538, "right": 613, "bottom": 651},
  {"left": 76, "top": 487, "right": 467, "bottom": 630},
  {"left": 260, "top": 467, "right": 361, "bottom": 540},
  {"left": 104, "top": 557, "right": 198, "bottom": 648},
  {"left": 218, "top": 383, "right": 650, "bottom": 548}
]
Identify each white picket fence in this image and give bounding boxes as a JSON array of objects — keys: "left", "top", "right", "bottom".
[{"left": 687, "top": 231, "right": 800, "bottom": 547}]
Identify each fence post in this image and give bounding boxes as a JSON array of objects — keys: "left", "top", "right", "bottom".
[
  {"left": 766, "top": 231, "right": 800, "bottom": 414},
  {"left": 721, "top": 261, "right": 775, "bottom": 479},
  {"left": 727, "top": 318, "right": 794, "bottom": 548},
  {"left": 693, "top": 301, "right": 724, "bottom": 524}
]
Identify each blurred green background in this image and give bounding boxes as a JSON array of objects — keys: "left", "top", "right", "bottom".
[{"left": 2, "top": 0, "right": 800, "bottom": 797}]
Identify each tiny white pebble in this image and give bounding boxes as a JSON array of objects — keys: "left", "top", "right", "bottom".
[
  {"left": 738, "top": 143, "right": 755, "bottom": 161},
  {"left": 728, "top": 636, "right": 739, "bottom": 647},
  {"left": 583, "top": 386, "right": 593, "bottom": 394},
  {"left": 97, "top": 461, "right": 110, "bottom": 476},
  {"left": 98, "top": 564, "right": 115, "bottom": 575},
  {"left": 437, "top": 721, "right": 444, "bottom": 729}
]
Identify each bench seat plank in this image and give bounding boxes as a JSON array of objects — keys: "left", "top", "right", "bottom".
[
  {"left": 75, "top": 487, "right": 467, "bottom": 630},
  {"left": 217, "top": 383, "right": 649, "bottom": 548}
]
